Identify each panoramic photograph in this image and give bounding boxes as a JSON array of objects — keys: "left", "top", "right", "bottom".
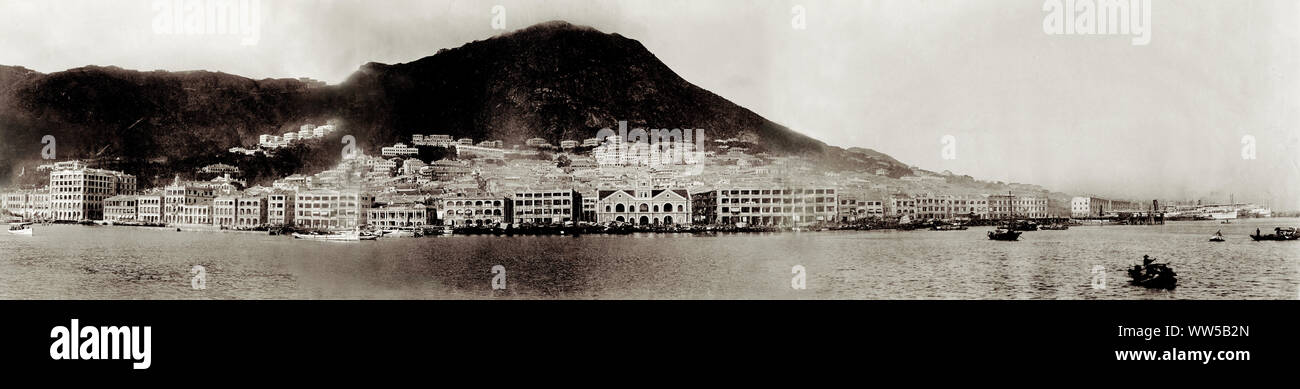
[{"left": 0, "top": 0, "right": 1296, "bottom": 303}]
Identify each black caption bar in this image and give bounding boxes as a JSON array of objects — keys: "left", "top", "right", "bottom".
[{"left": 0, "top": 301, "right": 1294, "bottom": 378}]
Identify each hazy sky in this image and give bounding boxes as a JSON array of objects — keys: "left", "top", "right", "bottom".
[{"left": 1, "top": 0, "right": 1297, "bottom": 209}]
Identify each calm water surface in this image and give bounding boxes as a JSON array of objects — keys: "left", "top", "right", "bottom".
[{"left": 2, "top": 218, "right": 1298, "bottom": 299}]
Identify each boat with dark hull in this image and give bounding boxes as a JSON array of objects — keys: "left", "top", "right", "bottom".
[
  {"left": 987, "top": 228, "right": 1021, "bottom": 241},
  {"left": 1249, "top": 227, "right": 1297, "bottom": 241},
  {"left": 1128, "top": 257, "right": 1177, "bottom": 290}
]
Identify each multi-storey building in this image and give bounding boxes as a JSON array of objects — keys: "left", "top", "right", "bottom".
[
  {"left": 236, "top": 196, "right": 267, "bottom": 227},
  {"left": 103, "top": 195, "right": 138, "bottom": 221},
  {"left": 267, "top": 192, "right": 296, "bottom": 226},
  {"left": 512, "top": 189, "right": 580, "bottom": 224},
  {"left": 213, "top": 196, "right": 238, "bottom": 227},
  {"left": 2, "top": 188, "right": 52, "bottom": 221},
  {"left": 838, "top": 195, "right": 885, "bottom": 222},
  {"left": 441, "top": 196, "right": 510, "bottom": 226},
  {"left": 164, "top": 178, "right": 216, "bottom": 225},
  {"left": 988, "top": 194, "right": 1049, "bottom": 219},
  {"left": 596, "top": 188, "right": 691, "bottom": 226},
  {"left": 178, "top": 200, "right": 213, "bottom": 225},
  {"left": 581, "top": 196, "right": 597, "bottom": 222},
  {"left": 137, "top": 195, "right": 163, "bottom": 223},
  {"left": 49, "top": 166, "right": 136, "bottom": 221},
  {"left": 368, "top": 203, "right": 436, "bottom": 228},
  {"left": 888, "top": 194, "right": 916, "bottom": 218},
  {"left": 692, "top": 187, "right": 837, "bottom": 226},
  {"left": 294, "top": 189, "right": 374, "bottom": 230},
  {"left": 381, "top": 143, "right": 420, "bottom": 157},
  {"left": 412, "top": 134, "right": 455, "bottom": 147}
]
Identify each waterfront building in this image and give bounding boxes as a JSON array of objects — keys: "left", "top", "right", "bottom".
[
  {"left": 525, "top": 138, "right": 548, "bottom": 147},
  {"left": 103, "top": 195, "right": 139, "bottom": 221},
  {"left": 368, "top": 203, "right": 436, "bottom": 228},
  {"left": 49, "top": 166, "right": 137, "bottom": 221},
  {"left": 441, "top": 196, "right": 510, "bottom": 226},
  {"left": 267, "top": 192, "right": 296, "bottom": 226},
  {"left": 3, "top": 189, "right": 52, "bottom": 221},
  {"left": 692, "top": 187, "right": 836, "bottom": 226},
  {"left": 838, "top": 195, "right": 885, "bottom": 222},
  {"left": 178, "top": 200, "right": 213, "bottom": 225},
  {"left": 581, "top": 138, "right": 601, "bottom": 147},
  {"left": 294, "top": 189, "right": 375, "bottom": 230},
  {"left": 559, "top": 140, "right": 579, "bottom": 150},
  {"left": 512, "top": 189, "right": 580, "bottom": 224},
  {"left": 595, "top": 188, "right": 691, "bottom": 226},
  {"left": 888, "top": 193, "right": 916, "bottom": 218},
  {"left": 581, "top": 196, "right": 597, "bottom": 222},
  {"left": 164, "top": 178, "right": 217, "bottom": 225},
  {"left": 137, "top": 195, "right": 163, "bottom": 223},
  {"left": 988, "top": 194, "right": 1049, "bottom": 219},
  {"left": 236, "top": 195, "right": 268, "bottom": 227},
  {"left": 457, "top": 138, "right": 474, "bottom": 146},
  {"left": 214, "top": 196, "right": 238, "bottom": 227}
]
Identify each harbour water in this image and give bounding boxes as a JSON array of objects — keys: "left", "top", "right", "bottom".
[{"left": 2, "top": 218, "right": 1298, "bottom": 299}]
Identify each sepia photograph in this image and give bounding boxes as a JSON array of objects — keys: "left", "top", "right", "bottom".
[{"left": 0, "top": 0, "right": 1295, "bottom": 374}]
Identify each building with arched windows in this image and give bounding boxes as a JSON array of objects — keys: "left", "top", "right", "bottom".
[
  {"left": 441, "top": 196, "right": 511, "bottom": 226},
  {"left": 595, "top": 188, "right": 691, "bottom": 226}
]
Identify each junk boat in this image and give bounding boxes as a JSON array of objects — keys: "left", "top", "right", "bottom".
[
  {"left": 1249, "top": 227, "right": 1297, "bottom": 241},
  {"left": 1128, "top": 255, "right": 1177, "bottom": 290},
  {"left": 987, "top": 228, "right": 1019, "bottom": 240},
  {"left": 7, "top": 222, "right": 33, "bottom": 235}
]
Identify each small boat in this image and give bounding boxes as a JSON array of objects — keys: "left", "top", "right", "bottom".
[
  {"left": 1249, "top": 227, "right": 1298, "bottom": 241},
  {"left": 292, "top": 229, "right": 376, "bottom": 241},
  {"left": 380, "top": 229, "right": 420, "bottom": 238},
  {"left": 1039, "top": 223, "right": 1069, "bottom": 230},
  {"left": 7, "top": 222, "right": 33, "bottom": 235},
  {"left": 1209, "top": 230, "right": 1225, "bottom": 242},
  {"left": 987, "top": 228, "right": 1021, "bottom": 241},
  {"left": 1127, "top": 257, "right": 1177, "bottom": 290},
  {"left": 930, "top": 223, "right": 968, "bottom": 231},
  {"left": 1010, "top": 220, "right": 1038, "bottom": 231}
]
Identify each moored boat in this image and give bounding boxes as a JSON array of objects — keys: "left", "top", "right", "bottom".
[
  {"left": 292, "top": 229, "right": 376, "bottom": 241},
  {"left": 987, "top": 228, "right": 1021, "bottom": 241},
  {"left": 7, "top": 222, "right": 33, "bottom": 235}
]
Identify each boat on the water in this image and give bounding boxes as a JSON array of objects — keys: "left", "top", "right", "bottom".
[
  {"left": 7, "top": 222, "right": 33, "bottom": 235},
  {"left": 292, "top": 229, "right": 376, "bottom": 241},
  {"left": 1009, "top": 220, "right": 1038, "bottom": 231},
  {"left": 1039, "top": 223, "right": 1069, "bottom": 230},
  {"left": 1209, "top": 230, "right": 1225, "bottom": 242},
  {"left": 379, "top": 229, "right": 421, "bottom": 238},
  {"left": 987, "top": 228, "right": 1021, "bottom": 241},
  {"left": 1250, "top": 227, "right": 1297, "bottom": 241},
  {"left": 1128, "top": 256, "right": 1177, "bottom": 290},
  {"left": 930, "top": 223, "right": 968, "bottom": 231}
]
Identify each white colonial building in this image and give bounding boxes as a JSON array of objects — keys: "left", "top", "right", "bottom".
[{"left": 596, "top": 188, "right": 691, "bottom": 226}]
